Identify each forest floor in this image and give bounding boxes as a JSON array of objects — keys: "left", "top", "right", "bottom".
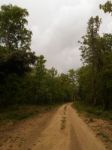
[{"left": 0, "top": 103, "right": 107, "bottom": 150}]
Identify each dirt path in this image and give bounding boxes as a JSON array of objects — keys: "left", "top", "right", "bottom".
[{"left": 0, "top": 104, "right": 106, "bottom": 150}]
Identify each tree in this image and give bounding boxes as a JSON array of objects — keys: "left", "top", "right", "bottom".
[
  {"left": 0, "top": 5, "right": 36, "bottom": 76},
  {"left": 79, "top": 16, "right": 102, "bottom": 105},
  {"left": 78, "top": 13, "right": 112, "bottom": 109},
  {"left": 0, "top": 4, "right": 32, "bottom": 51},
  {"left": 98, "top": 34, "right": 112, "bottom": 109},
  {"left": 68, "top": 69, "right": 77, "bottom": 101},
  {"left": 47, "top": 67, "right": 58, "bottom": 78},
  {"left": 30, "top": 55, "right": 46, "bottom": 104},
  {"left": 76, "top": 66, "right": 93, "bottom": 103},
  {"left": 35, "top": 55, "right": 46, "bottom": 80},
  {"left": 79, "top": 16, "right": 101, "bottom": 68},
  {"left": 100, "top": 1, "right": 112, "bottom": 14},
  {"left": 99, "top": 1, "right": 112, "bottom": 109}
]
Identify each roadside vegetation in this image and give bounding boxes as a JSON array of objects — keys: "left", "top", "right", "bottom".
[
  {"left": 73, "top": 101, "right": 112, "bottom": 120},
  {"left": 73, "top": 2, "right": 112, "bottom": 148},
  {"left": 0, "top": 104, "right": 57, "bottom": 133},
  {"left": 0, "top": 4, "right": 76, "bottom": 109},
  {"left": 0, "top": 105, "right": 53, "bottom": 122},
  {"left": 0, "top": 1, "right": 112, "bottom": 126},
  {"left": 74, "top": 1, "right": 112, "bottom": 112},
  {"left": 0, "top": 4, "right": 76, "bottom": 126}
]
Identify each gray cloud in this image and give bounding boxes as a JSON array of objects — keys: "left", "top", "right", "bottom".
[{"left": 0, "top": 0, "right": 111, "bottom": 72}]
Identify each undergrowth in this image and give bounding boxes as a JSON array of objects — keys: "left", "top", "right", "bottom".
[{"left": 73, "top": 101, "right": 112, "bottom": 120}]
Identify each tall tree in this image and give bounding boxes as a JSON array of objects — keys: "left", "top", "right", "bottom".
[
  {"left": 79, "top": 16, "right": 101, "bottom": 68},
  {"left": 79, "top": 16, "right": 102, "bottom": 105},
  {"left": 35, "top": 55, "right": 46, "bottom": 80},
  {"left": 68, "top": 69, "right": 77, "bottom": 101}
]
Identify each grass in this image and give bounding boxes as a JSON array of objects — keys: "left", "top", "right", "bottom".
[
  {"left": 73, "top": 101, "right": 112, "bottom": 120},
  {"left": 97, "top": 132, "right": 109, "bottom": 140}
]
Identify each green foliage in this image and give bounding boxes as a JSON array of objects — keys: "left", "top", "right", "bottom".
[
  {"left": 0, "top": 105, "right": 54, "bottom": 123},
  {"left": 1, "top": 2, "right": 112, "bottom": 114},
  {"left": 0, "top": 4, "right": 36, "bottom": 77},
  {"left": 73, "top": 101, "right": 112, "bottom": 120},
  {"left": 79, "top": 16, "right": 102, "bottom": 68},
  {"left": 77, "top": 2, "right": 112, "bottom": 110},
  {"left": 100, "top": 1, "right": 112, "bottom": 14},
  {"left": 0, "top": 4, "right": 31, "bottom": 51}
]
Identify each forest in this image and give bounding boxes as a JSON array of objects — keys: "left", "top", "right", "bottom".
[
  {"left": 0, "top": 1, "right": 112, "bottom": 111},
  {"left": 0, "top": 4, "right": 76, "bottom": 107}
]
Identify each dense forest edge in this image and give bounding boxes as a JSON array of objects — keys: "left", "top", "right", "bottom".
[
  {"left": 0, "top": 4, "right": 75, "bottom": 109},
  {"left": 0, "top": 1, "right": 112, "bottom": 121},
  {"left": 76, "top": 1, "right": 112, "bottom": 111}
]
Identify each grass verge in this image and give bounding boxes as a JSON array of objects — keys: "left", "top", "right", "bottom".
[
  {"left": 0, "top": 104, "right": 57, "bottom": 129},
  {"left": 73, "top": 101, "right": 112, "bottom": 120}
]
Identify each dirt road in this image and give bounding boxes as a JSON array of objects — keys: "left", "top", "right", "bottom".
[{"left": 0, "top": 104, "right": 106, "bottom": 150}]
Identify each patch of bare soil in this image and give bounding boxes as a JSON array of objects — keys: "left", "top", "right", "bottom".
[{"left": 83, "top": 117, "right": 112, "bottom": 150}]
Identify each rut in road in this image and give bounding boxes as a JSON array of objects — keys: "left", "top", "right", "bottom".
[{"left": 32, "top": 104, "right": 106, "bottom": 150}]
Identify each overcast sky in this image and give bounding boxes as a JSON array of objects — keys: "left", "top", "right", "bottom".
[{"left": 0, "top": 0, "right": 111, "bottom": 72}]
